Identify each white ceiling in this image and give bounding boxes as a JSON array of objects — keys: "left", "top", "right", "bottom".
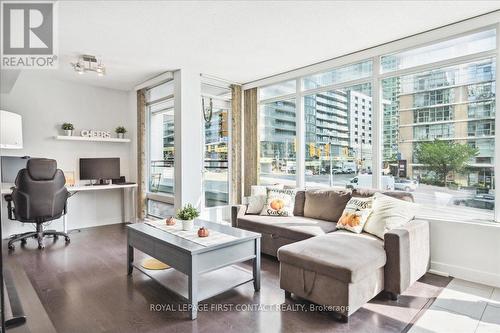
[{"left": 22, "top": 0, "right": 500, "bottom": 90}]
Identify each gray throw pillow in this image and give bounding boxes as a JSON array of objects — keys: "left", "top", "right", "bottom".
[{"left": 303, "top": 189, "right": 352, "bottom": 222}]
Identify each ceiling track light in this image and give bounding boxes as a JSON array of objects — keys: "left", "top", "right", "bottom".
[{"left": 71, "top": 55, "right": 106, "bottom": 76}]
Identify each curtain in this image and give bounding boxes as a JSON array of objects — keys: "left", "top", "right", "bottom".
[
  {"left": 136, "top": 89, "right": 147, "bottom": 219},
  {"left": 243, "top": 88, "right": 258, "bottom": 196},
  {"left": 230, "top": 84, "right": 242, "bottom": 204}
]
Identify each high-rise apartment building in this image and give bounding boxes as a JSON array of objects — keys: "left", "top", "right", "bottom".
[
  {"left": 260, "top": 88, "right": 376, "bottom": 173},
  {"left": 391, "top": 58, "right": 495, "bottom": 187}
]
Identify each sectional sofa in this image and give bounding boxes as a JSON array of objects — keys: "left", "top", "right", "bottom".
[{"left": 231, "top": 188, "right": 430, "bottom": 322}]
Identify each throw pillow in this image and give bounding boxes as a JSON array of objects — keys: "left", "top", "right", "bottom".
[
  {"left": 251, "top": 184, "right": 284, "bottom": 196},
  {"left": 260, "top": 188, "right": 297, "bottom": 217},
  {"left": 336, "top": 197, "right": 373, "bottom": 233},
  {"left": 303, "top": 189, "right": 352, "bottom": 222},
  {"left": 246, "top": 184, "right": 285, "bottom": 214},
  {"left": 246, "top": 195, "right": 267, "bottom": 214},
  {"left": 363, "top": 192, "right": 417, "bottom": 239}
]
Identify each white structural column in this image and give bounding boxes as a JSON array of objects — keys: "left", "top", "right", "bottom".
[
  {"left": 296, "top": 78, "right": 305, "bottom": 188},
  {"left": 173, "top": 69, "right": 203, "bottom": 210},
  {"left": 495, "top": 23, "right": 500, "bottom": 222},
  {"left": 372, "top": 56, "right": 383, "bottom": 189}
]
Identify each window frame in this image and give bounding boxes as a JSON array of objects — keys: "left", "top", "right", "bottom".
[
  {"left": 201, "top": 81, "right": 233, "bottom": 209},
  {"left": 253, "top": 17, "right": 500, "bottom": 222},
  {"left": 144, "top": 79, "right": 176, "bottom": 209}
]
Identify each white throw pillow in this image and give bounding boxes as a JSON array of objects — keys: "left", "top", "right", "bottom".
[
  {"left": 251, "top": 184, "right": 284, "bottom": 196},
  {"left": 246, "top": 195, "right": 267, "bottom": 214},
  {"left": 363, "top": 192, "right": 417, "bottom": 239},
  {"left": 260, "top": 188, "right": 296, "bottom": 217},
  {"left": 336, "top": 197, "right": 373, "bottom": 234}
]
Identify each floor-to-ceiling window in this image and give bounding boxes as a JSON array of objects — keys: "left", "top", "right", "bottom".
[
  {"left": 202, "top": 82, "right": 231, "bottom": 208},
  {"left": 145, "top": 80, "right": 175, "bottom": 217},
  {"left": 254, "top": 23, "right": 498, "bottom": 223},
  {"left": 258, "top": 81, "right": 297, "bottom": 186},
  {"left": 303, "top": 83, "right": 373, "bottom": 188},
  {"left": 380, "top": 29, "right": 496, "bottom": 221}
]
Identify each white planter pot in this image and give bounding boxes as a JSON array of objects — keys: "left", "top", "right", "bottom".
[
  {"left": 117, "top": 133, "right": 124, "bottom": 139},
  {"left": 64, "top": 130, "right": 73, "bottom": 136},
  {"left": 181, "top": 219, "right": 194, "bottom": 231}
]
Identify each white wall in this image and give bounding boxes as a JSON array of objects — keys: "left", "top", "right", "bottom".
[
  {"left": 0, "top": 71, "right": 134, "bottom": 237},
  {"left": 429, "top": 220, "right": 500, "bottom": 288}
]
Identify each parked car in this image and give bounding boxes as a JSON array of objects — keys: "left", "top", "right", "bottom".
[
  {"left": 394, "top": 179, "right": 418, "bottom": 192},
  {"left": 454, "top": 194, "right": 494, "bottom": 210},
  {"left": 343, "top": 167, "right": 355, "bottom": 174},
  {"left": 331, "top": 168, "right": 343, "bottom": 174},
  {"left": 347, "top": 175, "right": 395, "bottom": 190}
]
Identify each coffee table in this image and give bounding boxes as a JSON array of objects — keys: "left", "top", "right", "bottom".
[{"left": 127, "top": 219, "right": 261, "bottom": 320}]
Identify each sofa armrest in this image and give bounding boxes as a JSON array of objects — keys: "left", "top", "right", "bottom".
[
  {"left": 384, "top": 219, "right": 430, "bottom": 295},
  {"left": 231, "top": 205, "right": 247, "bottom": 228}
]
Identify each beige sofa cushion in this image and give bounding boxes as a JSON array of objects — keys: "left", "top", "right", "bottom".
[
  {"left": 237, "top": 215, "right": 337, "bottom": 241},
  {"left": 352, "top": 188, "right": 414, "bottom": 202},
  {"left": 277, "top": 230, "right": 386, "bottom": 283},
  {"left": 293, "top": 190, "right": 306, "bottom": 216},
  {"left": 303, "top": 189, "right": 352, "bottom": 222}
]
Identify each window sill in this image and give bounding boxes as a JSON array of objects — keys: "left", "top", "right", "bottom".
[{"left": 418, "top": 215, "right": 500, "bottom": 228}]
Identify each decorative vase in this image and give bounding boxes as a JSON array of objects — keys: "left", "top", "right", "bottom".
[
  {"left": 64, "top": 130, "right": 73, "bottom": 136},
  {"left": 117, "top": 133, "right": 124, "bottom": 139},
  {"left": 181, "top": 219, "right": 194, "bottom": 231}
]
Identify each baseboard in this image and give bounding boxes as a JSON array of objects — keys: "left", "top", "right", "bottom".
[
  {"left": 428, "top": 268, "right": 449, "bottom": 277},
  {"left": 431, "top": 261, "right": 500, "bottom": 288}
]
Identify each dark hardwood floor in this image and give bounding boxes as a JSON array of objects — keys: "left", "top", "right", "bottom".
[{"left": 3, "top": 223, "right": 451, "bottom": 333}]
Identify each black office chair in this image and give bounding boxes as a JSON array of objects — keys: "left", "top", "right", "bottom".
[{"left": 5, "top": 158, "right": 71, "bottom": 250}]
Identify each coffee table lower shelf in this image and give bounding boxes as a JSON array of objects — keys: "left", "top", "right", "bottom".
[{"left": 133, "top": 264, "right": 254, "bottom": 302}]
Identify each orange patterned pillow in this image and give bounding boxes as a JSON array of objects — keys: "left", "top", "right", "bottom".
[
  {"left": 336, "top": 197, "right": 373, "bottom": 233},
  {"left": 260, "top": 189, "right": 297, "bottom": 217}
]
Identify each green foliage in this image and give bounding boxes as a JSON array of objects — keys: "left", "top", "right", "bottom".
[
  {"left": 62, "top": 123, "right": 74, "bottom": 130},
  {"left": 115, "top": 126, "right": 127, "bottom": 134},
  {"left": 415, "top": 139, "right": 478, "bottom": 186},
  {"left": 176, "top": 203, "right": 200, "bottom": 221}
]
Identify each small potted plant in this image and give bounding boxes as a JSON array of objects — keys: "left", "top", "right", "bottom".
[
  {"left": 115, "top": 126, "right": 127, "bottom": 139},
  {"left": 176, "top": 203, "right": 200, "bottom": 231},
  {"left": 62, "top": 123, "right": 74, "bottom": 136}
]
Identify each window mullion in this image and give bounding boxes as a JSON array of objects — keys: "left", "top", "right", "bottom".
[
  {"left": 296, "top": 78, "right": 305, "bottom": 188},
  {"left": 372, "top": 56, "right": 382, "bottom": 189},
  {"left": 494, "top": 22, "right": 500, "bottom": 222}
]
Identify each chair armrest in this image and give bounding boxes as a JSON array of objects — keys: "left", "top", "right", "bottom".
[
  {"left": 231, "top": 205, "right": 247, "bottom": 228},
  {"left": 4, "top": 194, "right": 15, "bottom": 220},
  {"left": 384, "top": 219, "right": 430, "bottom": 295}
]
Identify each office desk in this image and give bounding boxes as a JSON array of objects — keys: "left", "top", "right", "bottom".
[{"left": 1, "top": 183, "right": 138, "bottom": 233}]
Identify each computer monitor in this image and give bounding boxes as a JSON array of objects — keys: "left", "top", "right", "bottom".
[
  {"left": 1, "top": 156, "right": 30, "bottom": 183},
  {"left": 79, "top": 158, "right": 120, "bottom": 184}
]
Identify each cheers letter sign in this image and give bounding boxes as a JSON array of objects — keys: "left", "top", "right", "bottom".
[{"left": 80, "top": 129, "right": 111, "bottom": 138}]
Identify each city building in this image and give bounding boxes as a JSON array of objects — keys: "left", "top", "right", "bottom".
[
  {"left": 394, "top": 58, "right": 495, "bottom": 187},
  {"left": 260, "top": 88, "right": 377, "bottom": 175}
]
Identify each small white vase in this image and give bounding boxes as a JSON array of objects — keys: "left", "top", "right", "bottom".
[
  {"left": 64, "top": 129, "right": 73, "bottom": 136},
  {"left": 181, "top": 219, "right": 194, "bottom": 231},
  {"left": 117, "top": 133, "right": 124, "bottom": 139}
]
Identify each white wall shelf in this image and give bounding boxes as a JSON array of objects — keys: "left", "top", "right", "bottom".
[{"left": 54, "top": 135, "right": 131, "bottom": 143}]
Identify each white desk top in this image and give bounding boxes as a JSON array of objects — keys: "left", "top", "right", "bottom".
[{"left": 1, "top": 182, "right": 137, "bottom": 195}]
